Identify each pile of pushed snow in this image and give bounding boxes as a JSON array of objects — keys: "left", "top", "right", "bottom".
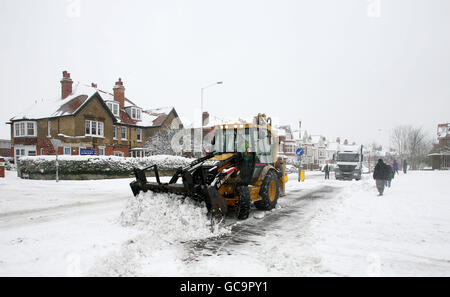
[
  {"left": 120, "top": 192, "right": 230, "bottom": 241},
  {"left": 18, "top": 155, "right": 194, "bottom": 177},
  {"left": 90, "top": 192, "right": 231, "bottom": 276}
]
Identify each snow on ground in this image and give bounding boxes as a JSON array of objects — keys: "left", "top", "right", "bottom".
[
  {"left": 0, "top": 169, "right": 449, "bottom": 276},
  {"left": 309, "top": 171, "right": 450, "bottom": 276}
]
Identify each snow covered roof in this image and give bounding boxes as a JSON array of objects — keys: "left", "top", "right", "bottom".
[
  {"left": 10, "top": 83, "right": 98, "bottom": 121},
  {"left": 326, "top": 142, "right": 340, "bottom": 151},
  {"left": 10, "top": 83, "right": 177, "bottom": 128},
  {"left": 310, "top": 135, "right": 324, "bottom": 144},
  {"left": 141, "top": 107, "right": 176, "bottom": 127}
]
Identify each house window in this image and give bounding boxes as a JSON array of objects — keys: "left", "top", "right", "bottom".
[
  {"left": 27, "top": 122, "right": 35, "bottom": 135},
  {"left": 137, "top": 128, "right": 142, "bottom": 142},
  {"left": 113, "top": 125, "right": 117, "bottom": 139},
  {"left": 48, "top": 121, "right": 51, "bottom": 136},
  {"left": 107, "top": 102, "right": 120, "bottom": 117},
  {"left": 85, "top": 120, "right": 104, "bottom": 137},
  {"left": 40, "top": 148, "right": 44, "bottom": 155},
  {"left": 121, "top": 126, "right": 127, "bottom": 140},
  {"left": 64, "top": 147, "right": 71, "bottom": 155},
  {"left": 85, "top": 121, "right": 90, "bottom": 135},
  {"left": 98, "top": 122, "right": 103, "bottom": 137},
  {"left": 114, "top": 151, "right": 124, "bottom": 157},
  {"left": 127, "top": 107, "right": 142, "bottom": 120},
  {"left": 14, "top": 121, "right": 36, "bottom": 137}
]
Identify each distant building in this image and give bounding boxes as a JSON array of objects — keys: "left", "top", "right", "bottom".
[
  {"left": 0, "top": 139, "right": 11, "bottom": 157},
  {"left": 8, "top": 71, "right": 182, "bottom": 159},
  {"left": 428, "top": 123, "right": 450, "bottom": 169},
  {"left": 297, "top": 131, "right": 327, "bottom": 170},
  {"left": 278, "top": 125, "right": 297, "bottom": 161}
]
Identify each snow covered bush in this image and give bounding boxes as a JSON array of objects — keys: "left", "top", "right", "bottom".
[{"left": 18, "top": 155, "right": 194, "bottom": 178}]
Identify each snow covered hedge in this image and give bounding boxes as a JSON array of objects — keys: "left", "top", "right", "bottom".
[{"left": 18, "top": 155, "right": 194, "bottom": 179}]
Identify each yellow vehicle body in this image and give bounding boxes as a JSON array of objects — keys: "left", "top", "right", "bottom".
[
  {"left": 207, "top": 113, "right": 286, "bottom": 211},
  {"left": 130, "top": 113, "right": 286, "bottom": 220}
]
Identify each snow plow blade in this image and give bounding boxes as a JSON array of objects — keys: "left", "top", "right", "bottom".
[{"left": 129, "top": 153, "right": 229, "bottom": 217}]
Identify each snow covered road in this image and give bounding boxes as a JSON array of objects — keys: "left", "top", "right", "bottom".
[{"left": 0, "top": 170, "right": 449, "bottom": 276}]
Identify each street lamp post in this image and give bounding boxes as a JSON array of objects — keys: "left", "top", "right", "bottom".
[{"left": 200, "top": 81, "right": 223, "bottom": 155}]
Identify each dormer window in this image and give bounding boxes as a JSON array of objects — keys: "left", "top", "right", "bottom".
[
  {"left": 126, "top": 107, "right": 142, "bottom": 121},
  {"left": 106, "top": 101, "right": 120, "bottom": 117}
]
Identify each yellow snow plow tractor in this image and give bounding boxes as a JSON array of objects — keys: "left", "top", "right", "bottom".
[{"left": 130, "top": 114, "right": 286, "bottom": 220}]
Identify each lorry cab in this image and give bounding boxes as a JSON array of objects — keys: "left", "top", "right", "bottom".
[{"left": 333, "top": 146, "right": 364, "bottom": 181}]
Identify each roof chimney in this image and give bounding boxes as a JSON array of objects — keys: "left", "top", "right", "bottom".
[
  {"left": 91, "top": 83, "right": 98, "bottom": 88},
  {"left": 60, "top": 71, "right": 73, "bottom": 100},
  {"left": 113, "top": 78, "right": 125, "bottom": 109}
]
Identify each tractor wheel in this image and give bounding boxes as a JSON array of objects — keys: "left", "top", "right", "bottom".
[
  {"left": 255, "top": 170, "right": 279, "bottom": 211},
  {"left": 236, "top": 185, "right": 251, "bottom": 220}
]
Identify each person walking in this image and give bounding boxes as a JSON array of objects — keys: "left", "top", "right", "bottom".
[
  {"left": 324, "top": 162, "right": 331, "bottom": 180},
  {"left": 386, "top": 163, "right": 394, "bottom": 187},
  {"left": 393, "top": 159, "right": 399, "bottom": 175},
  {"left": 373, "top": 159, "right": 389, "bottom": 196},
  {"left": 403, "top": 160, "right": 408, "bottom": 174}
]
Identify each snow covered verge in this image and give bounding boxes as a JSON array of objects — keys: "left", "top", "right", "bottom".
[
  {"left": 18, "top": 155, "right": 194, "bottom": 179},
  {"left": 307, "top": 171, "right": 450, "bottom": 276}
]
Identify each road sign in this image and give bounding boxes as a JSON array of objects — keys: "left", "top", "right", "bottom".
[
  {"left": 80, "top": 149, "right": 97, "bottom": 156},
  {"left": 296, "top": 148, "right": 304, "bottom": 157}
]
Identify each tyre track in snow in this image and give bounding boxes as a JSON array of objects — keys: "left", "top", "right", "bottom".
[{"left": 181, "top": 185, "right": 339, "bottom": 264}]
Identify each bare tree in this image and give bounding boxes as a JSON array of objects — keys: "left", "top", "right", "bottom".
[
  {"left": 390, "top": 125, "right": 431, "bottom": 170},
  {"left": 390, "top": 125, "right": 410, "bottom": 161},
  {"left": 144, "top": 129, "right": 177, "bottom": 156}
]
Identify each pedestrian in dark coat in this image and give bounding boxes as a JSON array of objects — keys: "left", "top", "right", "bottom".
[
  {"left": 386, "top": 164, "right": 394, "bottom": 187},
  {"left": 403, "top": 160, "right": 408, "bottom": 174},
  {"left": 324, "top": 162, "right": 331, "bottom": 180},
  {"left": 393, "top": 159, "right": 399, "bottom": 175},
  {"left": 373, "top": 159, "right": 389, "bottom": 196}
]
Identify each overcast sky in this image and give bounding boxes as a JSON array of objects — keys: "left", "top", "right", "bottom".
[{"left": 1, "top": 0, "right": 449, "bottom": 148}]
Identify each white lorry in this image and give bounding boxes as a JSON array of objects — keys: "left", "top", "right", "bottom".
[{"left": 334, "top": 145, "right": 363, "bottom": 181}]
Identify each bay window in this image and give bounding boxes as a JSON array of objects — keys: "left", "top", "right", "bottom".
[
  {"left": 85, "top": 120, "right": 104, "bottom": 137},
  {"left": 14, "top": 121, "right": 37, "bottom": 137}
]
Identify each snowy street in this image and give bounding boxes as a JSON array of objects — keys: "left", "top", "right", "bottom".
[{"left": 0, "top": 170, "right": 449, "bottom": 276}]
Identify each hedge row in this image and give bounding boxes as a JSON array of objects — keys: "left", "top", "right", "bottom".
[{"left": 18, "top": 155, "right": 194, "bottom": 176}]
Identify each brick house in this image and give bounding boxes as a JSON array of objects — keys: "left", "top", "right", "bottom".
[
  {"left": 8, "top": 71, "right": 182, "bottom": 159},
  {"left": 277, "top": 125, "right": 297, "bottom": 162},
  {"left": 428, "top": 123, "right": 450, "bottom": 169}
]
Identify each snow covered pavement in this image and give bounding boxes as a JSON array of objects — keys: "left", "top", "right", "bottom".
[{"left": 0, "top": 170, "right": 449, "bottom": 276}]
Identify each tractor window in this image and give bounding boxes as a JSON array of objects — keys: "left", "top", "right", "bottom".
[
  {"left": 236, "top": 128, "right": 252, "bottom": 153},
  {"left": 253, "top": 129, "right": 273, "bottom": 164},
  {"left": 225, "top": 129, "right": 235, "bottom": 152}
]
